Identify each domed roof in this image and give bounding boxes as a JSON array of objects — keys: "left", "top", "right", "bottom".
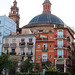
[{"left": 29, "top": 13, "right": 64, "bottom": 25}]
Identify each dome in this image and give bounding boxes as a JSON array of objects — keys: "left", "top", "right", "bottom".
[{"left": 29, "top": 13, "right": 64, "bottom": 25}]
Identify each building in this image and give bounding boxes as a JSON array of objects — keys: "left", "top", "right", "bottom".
[
  {"left": 9, "top": 0, "right": 20, "bottom": 32},
  {"left": 0, "top": 15, "right": 16, "bottom": 55},
  {"left": 36, "top": 33, "right": 54, "bottom": 68},
  {"left": 22, "top": 0, "right": 75, "bottom": 74},
  {"left": 3, "top": 34, "right": 36, "bottom": 74}
]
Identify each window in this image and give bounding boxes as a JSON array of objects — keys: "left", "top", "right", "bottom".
[
  {"left": 20, "top": 48, "right": 24, "bottom": 54},
  {"left": 58, "top": 50, "right": 63, "bottom": 58},
  {"left": 50, "top": 55, "right": 52, "bottom": 58},
  {"left": 28, "top": 48, "right": 32, "bottom": 54},
  {"left": 29, "top": 38, "right": 32, "bottom": 42},
  {"left": 12, "top": 49, "right": 15, "bottom": 52},
  {"left": 4, "top": 48, "right": 8, "bottom": 53},
  {"left": 50, "top": 36, "right": 52, "bottom": 38},
  {"left": 42, "top": 64, "right": 45, "bottom": 66},
  {"left": 39, "top": 30, "right": 43, "bottom": 33},
  {"left": 43, "top": 44, "right": 47, "bottom": 50},
  {"left": 58, "top": 30, "right": 63, "bottom": 38},
  {"left": 58, "top": 40, "right": 63, "bottom": 48},
  {"left": 38, "top": 45, "right": 40, "bottom": 48},
  {"left": 21, "top": 39, "right": 25, "bottom": 43},
  {"left": 42, "top": 53, "right": 47, "bottom": 62},
  {"left": 5, "top": 39, "right": 9, "bottom": 43},
  {"left": 38, "top": 56, "right": 40, "bottom": 59},
  {"left": 12, "top": 39, "right": 16, "bottom": 43},
  {"left": 50, "top": 45, "right": 52, "bottom": 48}
]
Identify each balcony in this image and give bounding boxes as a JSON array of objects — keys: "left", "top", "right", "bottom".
[
  {"left": 10, "top": 43, "right": 16, "bottom": 48},
  {"left": 68, "top": 56, "right": 71, "bottom": 60},
  {"left": 3, "top": 43, "right": 9, "bottom": 48},
  {"left": 10, "top": 52, "right": 16, "bottom": 55},
  {"left": 55, "top": 45, "right": 65, "bottom": 49},
  {"left": 72, "top": 42, "right": 74, "bottom": 46},
  {"left": 26, "top": 52, "right": 33, "bottom": 57},
  {"left": 37, "top": 38, "right": 42, "bottom": 40},
  {"left": 55, "top": 55, "right": 66, "bottom": 58},
  {"left": 67, "top": 36, "right": 70, "bottom": 42},
  {"left": 42, "top": 47, "right": 48, "bottom": 51},
  {"left": 67, "top": 46, "right": 71, "bottom": 50},
  {"left": 27, "top": 42, "right": 33, "bottom": 47},
  {"left": 18, "top": 52, "right": 25, "bottom": 56},
  {"left": 43, "top": 38, "right": 48, "bottom": 40},
  {"left": 55, "top": 35, "right": 66, "bottom": 39},
  {"left": 19, "top": 42, "right": 25, "bottom": 48}
]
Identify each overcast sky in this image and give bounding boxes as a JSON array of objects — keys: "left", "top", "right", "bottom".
[{"left": 0, "top": 0, "right": 75, "bottom": 30}]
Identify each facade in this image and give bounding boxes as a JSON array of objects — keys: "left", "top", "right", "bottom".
[
  {"left": 36, "top": 33, "right": 54, "bottom": 67},
  {"left": 3, "top": 34, "right": 36, "bottom": 73},
  {"left": 9, "top": 0, "right": 20, "bottom": 32},
  {"left": 22, "top": 0, "right": 75, "bottom": 74},
  {"left": 54, "top": 27, "right": 74, "bottom": 72},
  {"left": 0, "top": 15, "right": 16, "bottom": 55}
]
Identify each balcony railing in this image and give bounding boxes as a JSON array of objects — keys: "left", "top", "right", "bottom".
[
  {"left": 55, "top": 35, "right": 66, "bottom": 38},
  {"left": 37, "top": 38, "right": 42, "bottom": 40},
  {"left": 10, "top": 43, "right": 16, "bottom": 48},
  {"left": 67, "top": 36, "right": 70, "bottom": 41},
  {"left": 43, "top": 38, "right": 48, "bottom": 40},
  {"left": 68, "top": 56, "right": 71, "bottom": 59},
  {"left": 3, "top": 43, "right": 9, "bottom": 48},
  {"left": 19, "top": 42, "right": 25, "bottom": 48},
  {"left": 58, "top": 36, "right": 63, "bottom": 38},
  {"left": 37, "top": 37, "right": 48, "bottom": 41},
  {"left": 55, "top": 45, "right": 65, "bottom": 48},
  {"left": 10, "top": 52, "right": 16, "bottom": 55},
  {"left": 42, "top": 47, "right": 48, "bottom": 51},
  {"left": 27, "top": 42, "right": 33, "bottom": 47},
  {"left": 67, "top": 46, "right": 71, "bottom": 50},
  {"left": 18, "top": 52, "right": 25, "bottom": 56},
  {"left": 55, "top": 55, "right": 66, "bottom": 58},
  {"left": 26, "top": 52, "right": 33, "bottom": 57}
]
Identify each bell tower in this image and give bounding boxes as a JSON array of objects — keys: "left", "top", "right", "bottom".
[
  {"left": 9, "top": 0, "right": 20, "bottom": 32},
  {"left": 43, "top": 0, "right": 52, "bottom": 14}
]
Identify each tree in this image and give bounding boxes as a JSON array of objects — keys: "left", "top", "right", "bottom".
[
  {"left": 0, "top": 54, "right": 13, "bottom": 75},
  {"left": 45, "top": 60, "right": 56, "bottom": 71},
  {"left": 20, "top": 58, "right": 34, "bottom": 73}
]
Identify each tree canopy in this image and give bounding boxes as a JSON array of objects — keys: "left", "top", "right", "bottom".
[
  {"left": 20, "top": 58, "right": 34, "bottom": 73},
  {"left": 0, "top": 54, "right": 13, "bottom": 74}
]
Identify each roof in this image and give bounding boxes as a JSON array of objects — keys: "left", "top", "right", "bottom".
[
  {"left": 29, "top": 13, "right": 64, "bottom": 25},
  {"left": 44, "top": 0, "right": 50, "bottom": 3}
]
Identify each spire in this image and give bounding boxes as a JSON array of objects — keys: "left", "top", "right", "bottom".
[
  {"left": 8, "top": 0, "right": 20, "bottom": 32},
  {"left": 13, "top": 0, "right": 17, "bottom": 7},
  {"left": 43, "top": 0, "right": 52, "bottom": 14}
]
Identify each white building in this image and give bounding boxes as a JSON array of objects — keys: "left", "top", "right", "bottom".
[{"left": 0, "top": 15, "right": 16, "bottom": 55}]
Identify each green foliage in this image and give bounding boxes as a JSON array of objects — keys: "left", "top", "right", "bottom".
[
  {"left": 16, "top": 73, "right": 40, "bottom": 75},
  {"left": 45, "top": 71, "right": 71, "bottom": 75},
  {"left": 45, "top": 60, "right": 52, "bottom": 67},
  {"left": 20, "top": 59, "right": 34, "bottom": 73},
  {"left": 0, "top": 54, "right": 13, "bottom": 74},
  {"left": 35, "top": 64, "right": 41, "bottom": 72}
]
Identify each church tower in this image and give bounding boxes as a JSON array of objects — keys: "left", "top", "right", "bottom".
[
  {"left": 9, "top": 0, "right": 20, "bottom": 32},
  {"left": 43, "top": 0, "right": 52, "bottom": 14}
]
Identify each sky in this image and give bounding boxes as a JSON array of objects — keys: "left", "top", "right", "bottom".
[{"left": 0, "top": 0, "right": 75, "bottom": 30}]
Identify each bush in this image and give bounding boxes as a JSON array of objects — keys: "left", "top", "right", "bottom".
[
  {"left": 45, "top": 71, "right": 71, "bottom": 75},
  {"left": 16, "top": 73, "right": 40, "bottom": 75}
]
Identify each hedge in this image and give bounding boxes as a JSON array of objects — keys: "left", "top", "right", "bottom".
[
  {"left": 45, "top": 71, "right": 71, "bottom": 75},
  {"left": 17, "top": 73, "right": 40, "bottom": 75}
]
